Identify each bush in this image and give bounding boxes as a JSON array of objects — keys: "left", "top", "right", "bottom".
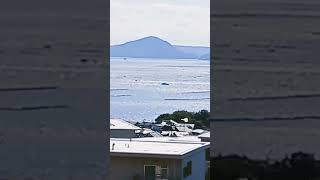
[{"left": 212, "top": 152, "right": 320, "bottom": 180}]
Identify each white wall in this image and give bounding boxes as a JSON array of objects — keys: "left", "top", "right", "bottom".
[
  {"left": 182, "top": 149, "right": 206, "bottom": 180},
  {"left": 111, "top": 156, "right": 181, "bottom": 180}
]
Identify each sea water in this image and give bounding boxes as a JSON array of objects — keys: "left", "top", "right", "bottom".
[{"left": 110, "top": 58, "right": 210, "bottom": 122}]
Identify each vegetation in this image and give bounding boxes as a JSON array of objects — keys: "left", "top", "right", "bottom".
[
  {"left": 133, "top": 176, "right": 181, "bottom": 180},
  {"left": 212, "top": 152, "right": 320, "bottom": 180},
  {"left": 206, "top": 169, "right": 210, "bottom": 180},
  {"left": 183, "top": 161, "right": 192, "bottom": 178},
  {"left": 155, "top": 110, "right": 210, "bottom": 129}
]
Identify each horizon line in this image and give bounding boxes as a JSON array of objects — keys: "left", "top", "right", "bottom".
[{"left": 111, "top": 36, "right": 210, "bottom": 48}]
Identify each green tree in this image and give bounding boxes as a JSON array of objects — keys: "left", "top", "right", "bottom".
[
  {"left": 194, "top": 110, "right": 210, "bottom": 127},
  {"left": 194, "top": 121, "right": 204, "bottom": 129},
  {"left": 155, "top": 113, "right": 172, "bottom": 124},
  {"left": 155, "top": 110, "right": 211, "bottom": 129},
  {"left": 171, "top": 111, "right": 194, "bottom": 123}
]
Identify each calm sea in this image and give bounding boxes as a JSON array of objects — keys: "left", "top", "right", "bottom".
[{"left": 110, "top": 58, "right": 210, "bottom": 122}]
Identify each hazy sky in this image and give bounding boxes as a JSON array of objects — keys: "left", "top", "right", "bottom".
[{"left": 111, "top": 0, "right": 210, "bottom": 47}]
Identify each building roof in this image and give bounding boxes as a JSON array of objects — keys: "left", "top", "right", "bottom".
[
  {"left": 192, "top": 129, "right": 209, "bottom": 135},
  {"left": 110, "top": 119, "right": 141, "bottom": 130},
  {"left": 198, "top": 132, "right": 210, "bottom": 138},
  {"left": 135, "top": 128, "right": 163, "bottom": 137},
  {"left": 110, "top": 137, "right": 209, "bottom": 159},
  {"left": 161, "top": 131, "right": 190, "bottom": 137},
  {"left": 175, "top": 125, "right": 194, "bottom": 132},
  {"left": 161, "top": 120, "right": 178, "bottom": 126},
  {"left": 135, "top": 136, "right": 203, "bottom": 143},
  {"left": 159, "top": 120, "right": 195, "bottom": 132}
]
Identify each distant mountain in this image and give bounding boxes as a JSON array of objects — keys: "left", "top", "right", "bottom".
[
  {"left": 110, "top": 36, "right": 211, "bottom": 59},
  {"left": 199, "top": 53, "right": 210, "bottom": 60},
  {"left": 174, "top": 45, "right": 210, "bottom": 58},
  {"left": 111, "top": 36, "right": 197, "bottom": 59}
]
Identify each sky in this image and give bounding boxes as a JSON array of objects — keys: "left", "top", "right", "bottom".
[{"left": 111, "top": 0, "right": 210, "bottom": 47}]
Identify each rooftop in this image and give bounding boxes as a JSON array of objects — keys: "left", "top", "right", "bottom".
[
  {"left": 198, "top": 132, "right": 210, "bottom": 138},
  {"left": 110, "top": 119, "right": 141, "bottom": 130},
  {"left": 192, "top": 129, "right": 206, "bottom": 134},
  {"left": 110, "top": 137, "right": 209, "bottom": 159},
  {"left": 136, "top": 128, "right": 163, "bottom": 137},
  {"left": 134, "top": 136, "right": 203, "bottom": 143}
]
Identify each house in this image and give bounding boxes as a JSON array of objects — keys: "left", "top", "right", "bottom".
[
  {"left": 135, "top": 128, "right": 163, "bottom": 137},
  {"left": 175, "top": 124, "right": 194, "bottom": 132},
  {"left": 161, "top": 131, "right": 192, "bottom": 137},
  {"left": 110, "top": 119, "right": 141, "bottom": 138},
  {"left": 110, "top": 138, "right": 210, "bottom": 180},
  {"left": 135, "top": 121, "right": 162, "bottom": 132},
  {"left": 191, "top": 129, "right": 208, "bottom": 136},
  {"left": 198, "top": 132, "right": 210, "bottom": 142},
  {"left": 133, "top": 136, "right": 202, "bottom": 143},
  {"left": 159, "top": 120, "right": 195, "bottom": 133}
]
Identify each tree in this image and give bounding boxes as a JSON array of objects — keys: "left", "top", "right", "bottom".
[
  {"left": 289, "top": 152, "right": 317, "bottom": 179},
  {"left": 155, "top": 113, "right": 171, "bottom": 124},
  {"left": 154, "top": 110, "right": 211, "bottom": 129},
  {"left": 194, "top": 121, "right": 204, "bottom": 129},
  {"left": 171, "top": 111, "right": 193, "bottom": 123},
  {"left": 194, "top": 110, "right": 210, "bottom": 127}
]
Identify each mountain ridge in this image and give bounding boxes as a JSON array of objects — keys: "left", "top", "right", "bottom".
[{"left": 111, "top": 36, "right": 209, "bottom": 60}]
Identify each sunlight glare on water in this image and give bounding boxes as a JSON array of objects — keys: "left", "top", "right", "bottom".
[{"left": 110, "top": 58, "right": 210, "bottom": 122}]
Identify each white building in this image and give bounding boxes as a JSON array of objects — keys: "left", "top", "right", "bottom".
[
  {"left": 198, "top": 132, "right": 210, "bottom": 142},
  {"left": 110, "top": 138, "right": 209, "bottom": 180},
  {"left": 110, "top": 119, "right": 141, "bottom": 138},
  {"left": 136, "top": 128, "right": 163, "bottom": 137},
  {"left": 159, "top": 120, "right": 195, "bottom": 133}
]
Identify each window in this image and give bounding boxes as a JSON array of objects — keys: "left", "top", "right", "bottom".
[
  {"left": 183, "top": 161, "right": 192, "bottom": 178},
  {"left": 160, "top": 165, "right": 168, "bottom": 179},
  {"left": 144, "top": 164, "right": 168, "bottom": 180},
  {"left": 144, "top": 165, "right": 156, "bottom": 180}
]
